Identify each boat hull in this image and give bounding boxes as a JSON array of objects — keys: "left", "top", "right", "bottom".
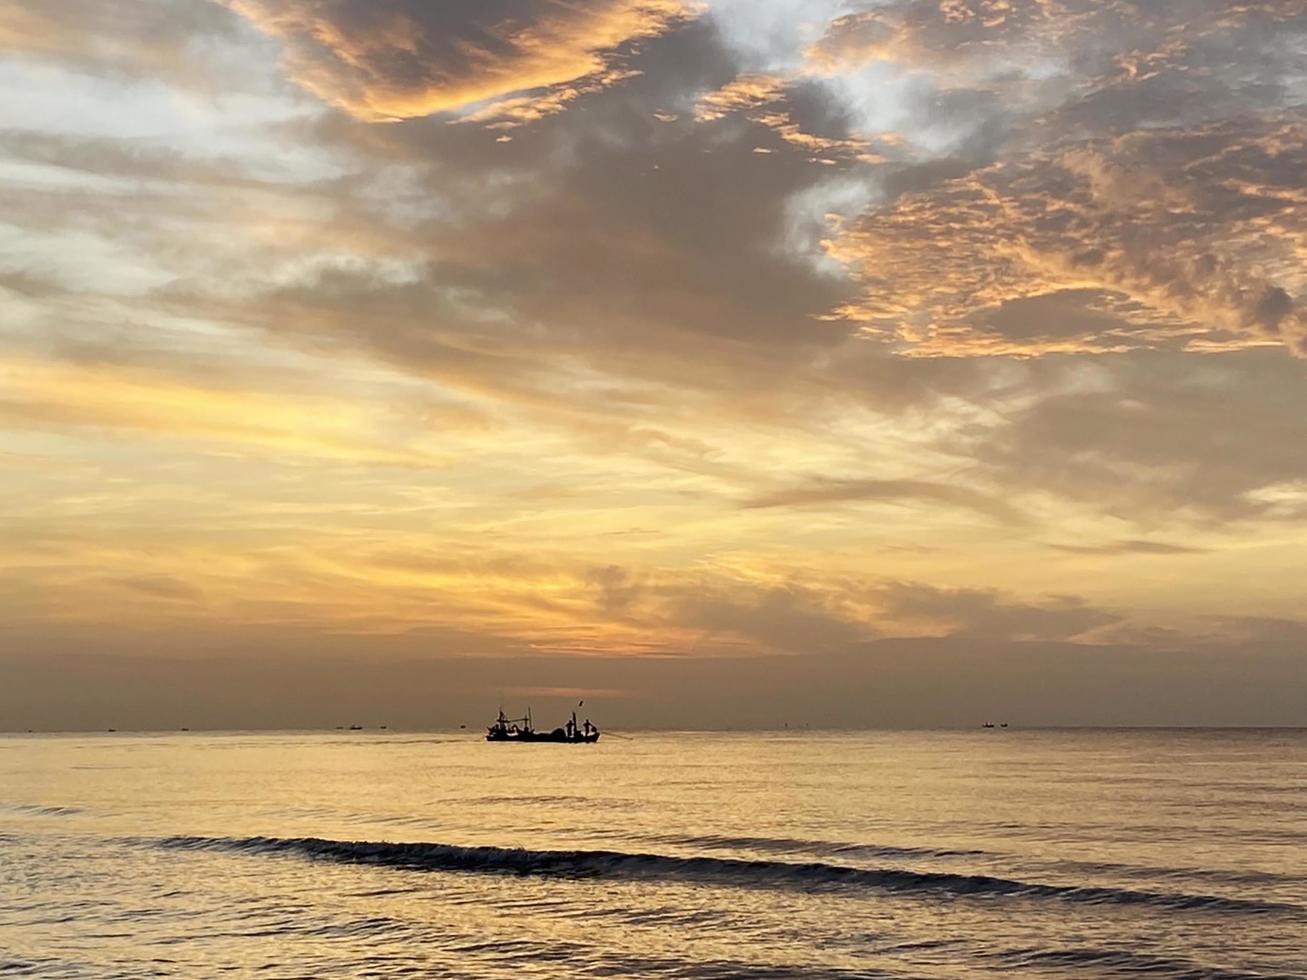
[{"left": 486, "top": 730, "right": 599, "bottom": 743}]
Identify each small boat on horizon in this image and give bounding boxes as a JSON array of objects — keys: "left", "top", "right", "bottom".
[{"left": 486, "top": 708, "right": 599, "bottom": 743}]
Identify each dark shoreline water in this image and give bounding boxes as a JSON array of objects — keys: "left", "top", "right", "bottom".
[{"left": 3, "top": 730, "right": 1306, "bottom": 978}]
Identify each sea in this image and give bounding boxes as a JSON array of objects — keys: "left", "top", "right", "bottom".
[{"left": 2, "top": 729, "right": 1305, "bottom": 979}]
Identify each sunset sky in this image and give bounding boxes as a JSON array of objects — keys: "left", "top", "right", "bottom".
[{"left": 4, "top": 0, "right": 1307, "bottom": 728}]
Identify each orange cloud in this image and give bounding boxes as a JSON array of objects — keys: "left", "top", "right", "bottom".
[
  {"left": 693, "top": 74, "right": 787, "bottom": 122},
  {"left": 694, "top": 73, "right": 879, "bottom": 162},
  {"left": 222, "top": 0, "right": 694, "bottom": 121},
  {"left": 826, "top": 120, "right": 1307, "bottom": 357}
]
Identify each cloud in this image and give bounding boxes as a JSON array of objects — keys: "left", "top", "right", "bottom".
[
  {"left": 586, "top": 564, "right": 644, "bottom": 612},
  {"left": 970, "top": 349, "right": 1307, "bottom": 521},
  {"left": 813, "top": 1, "right": 1307, "bottom": 357},
  {"left": 222, "top": 0, "right": 695, "bottom": 121},
  {"left": 694, "top": 72, "right": 786, "bottom": 121},
  {"left": 572, "top": 564, "right": 1123, "bottom": 655},
  {"left": 182, "top": 23, "right": 872, "bottom": 430},
  {"left": 693, "top": 71, "right": 882, "bottom": 164},
  {"left": 873, "top": 580, "right": 1121, "bottom": 642},
  {"left": 0, "top": 355, "right": 455, "bottom": 467},
  {"left": 830, "top": 120, "right": 1307, "bottom": 357},
  {"left": 0, "top": 0, "right": 241, "bottom": 81},
  {"left": 811, "top": 0, "right": 1307, "bottom": 93},
  {"left": 668, "top": 580, "right": 877, "bottom": 654},
  {"left": 115, "top": 575, "right": 203, "bottom": 601},
  {"left": 741, "top": 477, "right": 1022, "bottom": 524},
  {"left": 0, "top": 127, "right": 273, "bottom": 189},
  {"left": 1049, "top": 539, "right": 1209, "bottom": 556},
  {"left": 7, "top": 0, "right": 1307, "bottom": 695}
]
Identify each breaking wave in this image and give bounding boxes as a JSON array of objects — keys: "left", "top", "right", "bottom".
[{"left": 156, "top": 836, "right": 1303, "bottom": 918}]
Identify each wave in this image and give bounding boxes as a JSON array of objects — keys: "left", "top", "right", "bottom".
[
  {"left": 155, "top": 836, "right": 1304, "bottom": 918},
  {"left": 991, "top": 945, "right": 1306, "bottom": 980},
  {"left": 638, "top": 831, "right": 986, "bottom": 860},
  {"left": 0, "top": 803, "right": 82, "bottom": 817},
  {"left": 471, "top": 795, "right": 599, "bottom": 806},
  {"left": 1042, "top": 856, "right": 1307, "bottom": 889}
]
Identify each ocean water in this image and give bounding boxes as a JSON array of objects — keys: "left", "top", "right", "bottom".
[{"left": 2, "top": 729, "right": 1305, "bottom": 979}]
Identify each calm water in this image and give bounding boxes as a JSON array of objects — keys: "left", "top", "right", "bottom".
[{"left": 2, "top": 729, "right": 1305, "bottom": 979}]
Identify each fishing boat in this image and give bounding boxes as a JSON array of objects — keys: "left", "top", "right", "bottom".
[{"left": 486, "top": 708, "right": 599, "bottom": 743}]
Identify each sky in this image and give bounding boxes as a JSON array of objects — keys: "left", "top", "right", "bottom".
[{"left": 3, "top": 0, "right": 1307, "bottom": 729}]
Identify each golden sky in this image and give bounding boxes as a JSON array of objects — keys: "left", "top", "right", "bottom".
[{"left": 3, "top": 0, "right": 1307, "bottom": 727}]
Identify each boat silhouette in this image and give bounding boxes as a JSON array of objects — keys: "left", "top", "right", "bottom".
[{"left": 486, "top": 708, "right": 599, "bottom": 743}]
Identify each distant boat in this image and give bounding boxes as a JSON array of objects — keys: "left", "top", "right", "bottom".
[
  {"left": 486, "top": 709, "right": 599, "bottom": 743},
  {"left": 348, "top": 724, "right": 363, "bottom": 731}
]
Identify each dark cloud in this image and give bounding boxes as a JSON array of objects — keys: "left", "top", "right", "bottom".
[
  {"left": 668, "top": 575, "right": 1119, "bottom": 653},
  {"left": 582, "top": 565, "right": 1123, "bottom": 654},
  {"left": 874, "top": 581, "right": 1121, "bottom": 643},
  {"left": 586, "top": 564, "right": 643, "bottom": 613},
  {"left": 1048, "top": 540, "right": 1209, "bottom": 557},
  {"left": 982, "top": 290, "right": 1140, "bottom": 343},
  {"left": 669, "top": 581, "right": 876, "bottom": 654},
  {"left": 0, "top": 268, "right": 68, "bottom": 299},
  {"left": 185, "top": 22, "right": 875, "bottom": 434},
  {"left": 114, "top": 575, "right": 203, "bottom": 601},
  {"left": 973, "top": 350, "right": 1307, "bottom": 521},
  {"left": 741, "top": 477, "right": 1022, "bottom": 525}
]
